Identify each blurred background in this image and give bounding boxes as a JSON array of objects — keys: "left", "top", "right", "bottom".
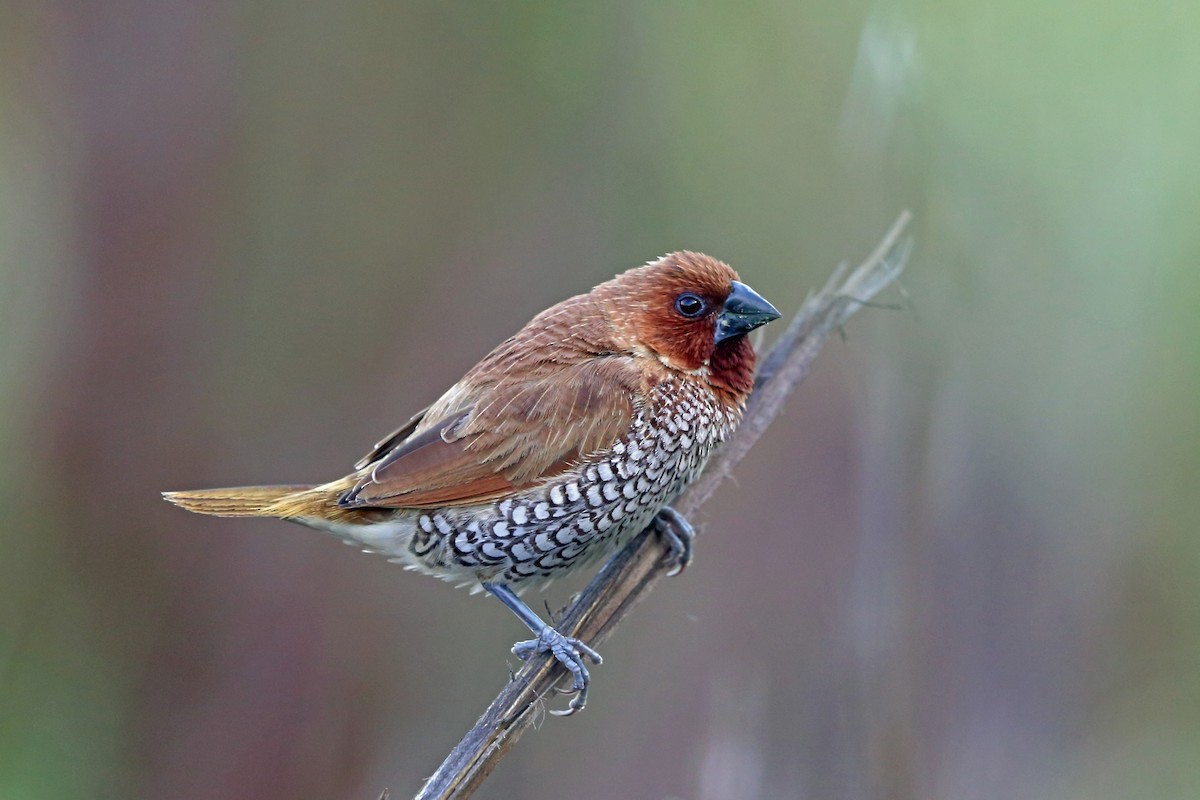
[{"left": 1, "top": 1, "right": 1197, "bottom": 798}]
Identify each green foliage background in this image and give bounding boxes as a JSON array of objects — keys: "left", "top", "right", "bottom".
[{"left": 1, "top": 2, "right": 1197, "bottom": 798}]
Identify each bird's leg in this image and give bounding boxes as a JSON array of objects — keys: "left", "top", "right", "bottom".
[
  {"left": 653, "top": 505, "right": 695, "bottom": 577},
  {"left": 482, "top": 582, "right": 602, "bottom": 715}
]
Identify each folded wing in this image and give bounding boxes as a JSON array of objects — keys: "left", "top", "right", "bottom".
[{"left": 338, "top": 358, "right": 640, "bottom": 509}]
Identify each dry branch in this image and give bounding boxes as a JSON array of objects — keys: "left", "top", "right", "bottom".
[{"left": 413, "top": 212, "right": 913, "bottom": 800}]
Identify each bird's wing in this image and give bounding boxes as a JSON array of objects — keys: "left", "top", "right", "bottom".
[
  {"left": 352, "top": 409, "right": 428, "bottom": 470},
  {"left": 338, "top": 357, "right": 640, "bottom": 509}
]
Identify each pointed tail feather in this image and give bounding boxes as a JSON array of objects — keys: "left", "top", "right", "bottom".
[{"left": 162, "top": 485, "right": 316, "bottom": 517}]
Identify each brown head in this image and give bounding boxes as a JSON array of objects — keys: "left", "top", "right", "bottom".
[{"left": 593, "top": 251, "right": 781, "bottom": 400}]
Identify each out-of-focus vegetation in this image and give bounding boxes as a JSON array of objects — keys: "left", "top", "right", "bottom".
[{"left": 1, "top": 2, "right": 1197, "bottom": 798}]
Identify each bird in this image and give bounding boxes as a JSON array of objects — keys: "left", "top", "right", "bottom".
[{"left": 164, "top": 252, "right": 780, "bottom": 713}]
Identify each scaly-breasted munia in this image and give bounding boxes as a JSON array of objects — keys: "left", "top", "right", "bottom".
[{"left": 165, "top": 252, "right": 780, "bottom": 712}]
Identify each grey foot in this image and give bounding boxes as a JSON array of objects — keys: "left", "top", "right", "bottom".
[
  {"left": 654, "top": 505, "right": 695, "bottom": 576},
  {"left": 512, "top": 626, "right": 603, "bottom": 716}
]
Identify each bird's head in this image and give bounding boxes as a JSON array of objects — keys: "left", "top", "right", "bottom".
[{"left": 596, "top": 252, "right": 781, "bottom": 398}]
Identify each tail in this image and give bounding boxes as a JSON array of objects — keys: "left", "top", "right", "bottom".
[{"left": 162, "top": 485, "right": 317, "bottom": 517}]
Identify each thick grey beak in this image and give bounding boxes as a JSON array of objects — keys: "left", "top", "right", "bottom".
[{"left": 714, "top": 280, "right": 781, "bottom": 344}]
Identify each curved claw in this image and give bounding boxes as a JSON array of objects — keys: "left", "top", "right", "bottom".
[
  {"left": 512, "top": 626, "right": 602, "bottom": 715},
  {"left": 654, "top": 506, "right": 695, "bottom": 576}
]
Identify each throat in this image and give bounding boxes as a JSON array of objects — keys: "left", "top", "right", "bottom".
[{"left": 708, "top": 336, "right": 756, "bottom": 399}]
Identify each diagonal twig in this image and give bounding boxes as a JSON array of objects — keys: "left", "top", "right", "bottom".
[{"left": 413, "top": 211, "right": 914, "bottom": 800}]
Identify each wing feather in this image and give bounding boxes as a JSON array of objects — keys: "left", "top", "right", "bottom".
[
  {"left": 352, "top": 408, "right": 428, "bottom": 470},
  {"left": 338, "top": 357, "right": 640, "bottom": 509}
]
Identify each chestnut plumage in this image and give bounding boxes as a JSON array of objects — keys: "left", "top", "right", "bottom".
[{"left": 165, "top": 251, "right": 780, "bottom": 713}]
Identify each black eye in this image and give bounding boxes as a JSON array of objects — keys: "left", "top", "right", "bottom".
[{"left": 674, "top": 293, "right": 706, "bottom": 318}]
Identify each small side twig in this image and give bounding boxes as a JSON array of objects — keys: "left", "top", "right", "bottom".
[{"left": 413, "top": 212, "right": 913, "bottom": 800}]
